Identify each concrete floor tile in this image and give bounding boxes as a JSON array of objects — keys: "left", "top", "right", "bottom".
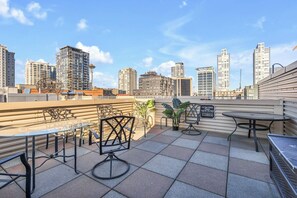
[
  {"left": 190, "top": 151, "right": 228, "bottom": 171},
  {"left": 41, "top": 175, "right": 109, "bottom": 198},
  {"left": 136, "top": 140, "right": 167, "bottom": 153},
  {"left": 115, "top": 168, "right": 173, "bottom": 198},
  {"left": 198, "top": 142, "right": 229, "bottom": 156},
  {"left": 227, "top": 174, "right": 280, "bottom": 198},
  {"left": 151, "top": 134, "right": 177, "bottom": 144},
  {"left": 172, "top": 138, "right": 200, "bottom": 150},
  {"left": 143, "top": 155, "right": 186, "bottom": 178},
  {"left": 229, "top": 157, "right": 272, "bottom": 183},
  {"left": 160, "top": 145, "right": 194, "bottom": 161},
  {"left": 162, "top": 130, "right": 182, "bottom": 137},
  {"left": 165, "top": 181, "right": 223, "bottom": 198},
  {"left": 0, "top": 183, "right": 26, "bottom": 198},
  {"left": 178, "top": 163, "right": 227, "bottom": 196},
  {"left": 102, "top": 190, "right": 127, "bottom": 198},
  {"left": 119, "top": 148, "right": 155, "bottom": 167},
  {"left": 230, "top": 147, "right": 269, "bottom": 164},
  {"left": 203, "top": 136, "right": 229, "bottom": 146}
]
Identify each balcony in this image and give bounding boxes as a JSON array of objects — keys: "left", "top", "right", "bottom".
[{"left": 0, "top": 62, "right": 297, "bottom": 197}]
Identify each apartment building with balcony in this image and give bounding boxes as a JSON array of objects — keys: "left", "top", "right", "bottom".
[
  {"left": 196, "top": 66, "right": 216, "bottom": 98},
  {"left": 118, "top": 67, "right": 137, "bottom": 95},
  {"left": 56, "top": 46, "right": 89, "bottom": 90},
  {"left": 134, "top": 71, "right": 173, "bottom": 96},
  {"left": 217, "top": 48, "right": 230, "bottom": 91},
  {"left": 171, "top": 62, "right": 185, "bottom": 78},
  {"left": 25, "top": 60, "right": 56, "bottom": 85},
  {"left": 0, "top": 44, "right": 15, "bottom": 88},
  {"left": 253, "top": 42, "right": 270, "bottom": 85}
]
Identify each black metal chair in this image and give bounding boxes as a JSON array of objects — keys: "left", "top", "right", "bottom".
[
  {"left": 0, "top": 153, "right": 31, "bottom": 198},
  {"left": 182, "top": 103, "right": 202, "bottom": 135},
  {"left": 90, "top": 115, "right": 135, "bottom": 179}
]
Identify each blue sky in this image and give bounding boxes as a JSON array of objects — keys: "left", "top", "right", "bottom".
[{"left": 0, "top": 0, "right": 297, "bottom": 90}]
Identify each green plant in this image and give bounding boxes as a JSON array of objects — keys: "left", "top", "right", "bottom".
[
  {"left": 134, "top": 99, "right": 155, "bottom": 136},
  {"left": 162, "top": 99, "right": 190, "bottom": 128}
]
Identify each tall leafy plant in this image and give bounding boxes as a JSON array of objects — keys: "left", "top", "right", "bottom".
[{"left": 162, "top": 98, "right": 190, "bottom": 129}]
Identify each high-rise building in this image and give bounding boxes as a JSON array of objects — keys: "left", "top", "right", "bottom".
[
  {"left": 172, "top": 78, "right": 192, "bottom": 96},
  {"left": 56, "top": 46, "right": 89, "bottom": 90},
  {"left": 0, "top": 44, "right": 15, "bottom": 88},
  {"left": 217, "top": 48, "right": 230, "bottom": 91},
  {"left": 253, "top": 42, "right": 270, "bottom": 85},
  {"left": 118, "top": 68, "right": 137, "bottom": 95},
  {"left": 25, "top": 60, "right": 56, "bottom": 85},
  {"left": 134, "top": 71, "right": 173, "bottom": 96},
  {"left": 196, "top": 66, "right": 216, "bottom": 98},
  {"left": 171, "top": 62, "right": 184, "bottom": 78}
]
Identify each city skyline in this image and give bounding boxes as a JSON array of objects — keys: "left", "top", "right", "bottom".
[{"left": 0, "top": 0, "right": 296, "bottom": 90}]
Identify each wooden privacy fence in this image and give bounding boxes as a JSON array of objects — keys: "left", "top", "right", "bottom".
[
  {"left": 0, "top": 99, "right": 135, "bottom": 158},
  {"left": 155, "top": 97, "right": 284, "bottom": 137},
  {"left": 283, "top": 100, "right": 297, "bottom": 136}
]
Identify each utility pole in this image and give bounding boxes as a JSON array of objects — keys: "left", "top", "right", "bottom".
[{"left": 239, "top": 69, "right": 242, "bottom": 90}]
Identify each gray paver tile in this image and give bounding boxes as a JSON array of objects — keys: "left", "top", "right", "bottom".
[
  {"left": 0, "top": 183, "right": 26, "bottom": 198},
  {"left": 135, "top": 140, "right": 167, "bottom": 153},
  {"left": 198, "top": 142, "right": 229, "bottom": 156},
  {"left": 160, "top": 145, "right": 194, "bottom": 161},
  {"left": 180, "top": 131, "right": 207, "bottom": 141},
  {"left": 230, "top": 147, "right": 269, "bottom": 164},
  {"left": 115, "top": 168, "right": 173, "bottom": 198},
  {"left": 151, "top": 134, "right": 177, "bottom": 144},
  {"left": 143, "top": 155, "right": 186, "bottom": 178},
  {"left": 41, "top": 175, "right": 109, "bottom": 198},
  {"left": 172, "top": 138, "right": 200, "bottom": 149},
  {"left": 165, "top": 181, "right": 223, "bottom": 198},
  {"left": 190, "top": 151, "right": 228, "bottom": 171},
  {"left": 162, "top": 130, "right": 182, "bottom": 137},
  {"left": 227, "top": 174, "right": 280, "bottom": 198},
  {"left": 203, "top": 136, "right": 229, "bottom": 146},
  {"left": 229, "top": 157, "right": 272, "bottom": 183},
  {"left": 24, "top": 164, "right": 80, "bottom": 198},
  {"left": 87, "top": 164, "right": 138, "bottom": 188},
  {"left": 119, "top": 148, "right": 155, "bottom": 167},
  {"left": 178, "top": 163, "right": 227, "bottom": 196},
  {"left": 102, "top": 190, "right": 127, "bottom": 198}
]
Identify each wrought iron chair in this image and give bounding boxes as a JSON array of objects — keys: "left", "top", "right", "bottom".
[
  {"left": 0, "top": 153, "right": 31, "bottom": 198},
  {"left": 90, "top": 115, "right": 135, "bottom": 179},
  {"left": 43, "top": 108, "right": 77, "bottom": 149},
  {"left": 182, "top": 103, "right": 202, "bottom": 135}
]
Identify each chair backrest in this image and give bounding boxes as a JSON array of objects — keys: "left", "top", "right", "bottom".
[
  {"left": 184, "top": 103, "right": 200, "bottom": 124},
  {"left": 43, "top": 108, "right": 75, "bottom": 122},
  {"left": 96, "top": 105, "right": 123, "bottom": 121},
  {"left": 99, "top": 115, "right": 135, "bottom": 155}
]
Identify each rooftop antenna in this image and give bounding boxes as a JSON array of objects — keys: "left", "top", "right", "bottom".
[{"left": 239, "top": 69, "right": 242, "bottom": 89}]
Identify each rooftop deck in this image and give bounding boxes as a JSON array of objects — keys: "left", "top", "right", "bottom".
[{"left": 1, "top": 126, "right": 280, "bottom": 198}]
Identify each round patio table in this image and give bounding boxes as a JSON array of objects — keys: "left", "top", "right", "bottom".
[{"left": 222, "top": 112, "right": 290, "bottom": 152}]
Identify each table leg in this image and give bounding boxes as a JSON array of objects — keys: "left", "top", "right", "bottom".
[
  {"left": 63, "top": 134, "right": 66, "bottom": 163},
  {"left": 25, "top": 137, "right": 28, "bottom": 160},
  {"left": 227, "top": 117, "right": 238, "bottom": 141},
  {"left": 268, "top": 121, "right": 274, "bottom": 133},
  {"left": 55, "top": 133, "right": 58, "bottom": 157},
  {"left": 32, "top": 136, "right": 36, "bottom": 193},
  {"left": 248, "top": 120, "right": 251, "bottom": 138},
  {"left": 74, "top": 132, "right": 78, "bottom": 174},
  {"left": 252, "top": 120, "right": 259, "bottom": 152}
]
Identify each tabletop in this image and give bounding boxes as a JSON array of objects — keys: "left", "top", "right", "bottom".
[
  {"left": 0, "top": 119, "right": 93, "bottom": 137},
  {"left": 222, "top": 111, "right": 290, "bottom": 121}
]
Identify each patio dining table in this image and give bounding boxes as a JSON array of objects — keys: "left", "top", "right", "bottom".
[
  {"left": 222, "top": 111, "right": 290, "bottom": 152},
  {"left": 0, "top": 119, "right": 92, "bottom": 193}
]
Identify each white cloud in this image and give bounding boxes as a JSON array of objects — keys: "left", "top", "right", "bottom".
[
  {"left": 270, "top": 42, "right": 297, "bottom": 66},
  {"left": 55, "top": 17, "right": 64, "bottom": 27},
  {"left": 27, "top": 2, "right": 47, "bottom": 19},
  {"left": 36, "top": 59, "right": 47, "bottom": 63},
  {"left": 152, "top": 60, "right": 175, "bottom": 76},
  {"left": 142, "top": 57, "right": 153, "bottom": 67},
  {"left": 93, "top": 71, "right": 117, "bottom": 88},
  {"left": 163, "top": 14, "right": 192, "bottom": 43},
  {"left": 179, "top": 1, "right": 187, "bottom": 8},
  {"left": 252, "top": 16, "right": 266, "bottom": 30},
  {"left": 77, "top": 18, "right": 88, "bottom": 31},
  {"left": 0, "top": 0, "right": 33, "bottom": 25},
  {"left": 76, "top": 42, "right": 113, "bottom": 64}
]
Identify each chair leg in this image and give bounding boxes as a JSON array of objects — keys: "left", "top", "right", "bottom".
[
  {"left": 46, "top": 134, "right": 49, "bottom": 149},
  {"left": 92, "top": 152, "right": 130, "bottom": 180},
  {"left": 182, "top": 124, "right": 202, "bottom": 136}
]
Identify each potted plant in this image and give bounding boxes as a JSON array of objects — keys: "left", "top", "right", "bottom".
[
  {"left": 134, "top": 99, "right": 155, "bottom": 137},
  {"left": 162, "top": 98, "right": 190, "bottom": 131}
]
